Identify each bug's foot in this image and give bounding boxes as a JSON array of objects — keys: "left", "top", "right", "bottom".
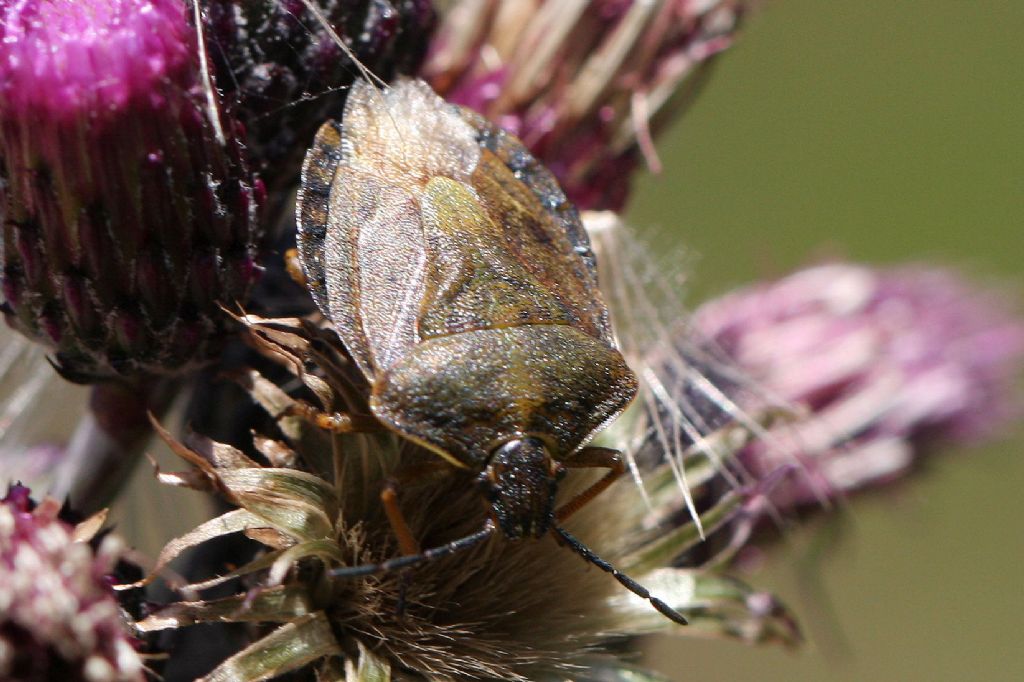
[{"left": 282, "top": 400, "right": 382, "bottom": 434}]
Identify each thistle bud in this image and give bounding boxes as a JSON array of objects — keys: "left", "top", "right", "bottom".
[
  {"left": 202, "top": 0, "right": 436, "bottom": 194},
  {"left": 694, "top": 263, "right": 1024, "bottom": 507},
  {"left": 424, "top": 0, "right": 744, "bottom": 210},
  {"left": 0, "top": 485, "right": 143, "bottom": 681},
  {"left": 0, "top": 0, "right": 262, "bottom": 382}
]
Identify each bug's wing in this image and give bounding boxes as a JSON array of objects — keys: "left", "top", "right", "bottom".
[
  {"left": 417, "top": 176, "right": 581, "bottom": 340},
  {"left": 298, "top": 119, "right": 404, "bottom": 379},
  {"left": 464, "top": 113, "right": 613, "bottom": 345},
  {"left": 324, "top": 175, "right": 426, "bottom": 377},
  {"left": 414, "top": 146, "right": 615, "bottom": 346},
  {"left": 300, "top": 78, "right": 615, "bottom": 377},
  {"left": 301, "top": 80, "right": 483, "bottom": 378}
]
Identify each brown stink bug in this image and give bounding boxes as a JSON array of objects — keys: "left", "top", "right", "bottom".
[{"left": 295, "top": 79, "right": 686, "bottom": 625}]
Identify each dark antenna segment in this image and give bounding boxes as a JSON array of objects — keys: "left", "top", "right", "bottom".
[
  {"left": 328, "top": 520, "right": 688, "bottom": 626},
  {"left": 329, "top": 521, "right": 497, "bottom": 579},
  {"left": 553, "top": 525, "right": 689, "bottom": 625}
]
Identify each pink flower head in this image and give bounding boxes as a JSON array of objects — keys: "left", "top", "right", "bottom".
[
  {"left": 0, "top": 484, "right": 143, "bottom": 680},
  {"left": 424, "top": 0, "right": 745, "bottom": 211},
  {"left": 0, "top": 0, "right": 193, "bottom": 122},
  {"left": 695, "top": 263, "right": 1024, "bottom": 506}
]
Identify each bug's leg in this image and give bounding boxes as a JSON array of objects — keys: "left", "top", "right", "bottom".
[
  {"left": 380, "top": 479, "right": 419, "bottom": 615},
  {"left": 378, "top": 459, "right": 453, "bottom": 555},
  {"left": 555, "top": 446, "right": 625, "bottom": 522},
  {"left": 284, "top": 248, "right": 306, "bottom": 287},
  {"left": 381, "top": 478, "right": 421, "bottom": 557},
  {"left": 283, "top": 399, "right": 385, "bottom": 434},
  {"left": 379, "top": 462, "right": 447, "bottom": 616}
]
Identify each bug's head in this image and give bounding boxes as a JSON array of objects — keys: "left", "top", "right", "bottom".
[{"left": 480, "top": 437, "right": 564, "bottom": 540}]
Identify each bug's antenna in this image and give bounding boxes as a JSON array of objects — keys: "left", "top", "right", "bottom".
[
  {"left": 330, "top": 521, "right": 496, "bottom": 579},
  {"left": 553, "top": 526, "right": 688, "bottom": 626},
  {"left": 296, "top": 0, "right": 388, "bottom": 90}
]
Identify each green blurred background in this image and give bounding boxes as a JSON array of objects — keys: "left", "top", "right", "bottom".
[{"left": 626, "top": 1, "right": 1023, "bottom": 680}]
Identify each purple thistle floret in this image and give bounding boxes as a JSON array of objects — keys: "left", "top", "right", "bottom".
[
  {"left": 0, "top": 484, "right": 142, "bottom": 681},
  {"left": 424, "top": 0, "right": 744, "bottom": 211},
  {"left": 695, "top": 263, "right": 1024, "bottom": 506},
  {"left": 0, "top": 0, "right": 262, "bottom": 381},
  {"left": 0, "top": 0, "right": 192, "bottom": 119}
]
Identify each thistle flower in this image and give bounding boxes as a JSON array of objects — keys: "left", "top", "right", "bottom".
[
  {"left": 0, "top": 0, "right": 262, "bottom": 381},
  {"left": 0, "top": 484, "right": 143, "bottom": 681},
  {"left": 691, "top": 263, "right": 1024, "bottom": 508},
  {"left": 423, "top": 0, "right": 745, "bottom": 210},
  {"left": 202, "top": 0, "right": 437, "bottom": 196},
  {"left": 136, "top": 315, "right": 798, "bottom": 681}
]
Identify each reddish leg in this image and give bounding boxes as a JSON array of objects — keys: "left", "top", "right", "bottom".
[
  {"left": 284, "top": 399, "right": 384, "bottom": 434},
  {"left": 378, "top": 459, "right": 451, "bottom": 556},
  {"left": 555, "top": 447, "right": 626, "bottom": 522},
  {"left": 379, "top": 461, "right": 450, "bottom": 616},
  {"left": 381, "top": 479, "right": 421, "bottom": 557}
]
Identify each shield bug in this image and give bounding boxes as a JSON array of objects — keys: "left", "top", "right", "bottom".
[{"left": 295, "top": 79, "right": 686, "bottom": 625}]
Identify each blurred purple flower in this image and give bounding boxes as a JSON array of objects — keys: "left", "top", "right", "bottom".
[
  {"left": 0, "top": 0, "right": 262, "bottom": 381},
  {"left": 423, "top": 0, "right": 745, "bottom": 211},
  {"left": 0, "top": 484, "right": 142, "bottom": 681},
  {"left": 694, "top": 263, "right": 1024, "bottom": 507}
]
